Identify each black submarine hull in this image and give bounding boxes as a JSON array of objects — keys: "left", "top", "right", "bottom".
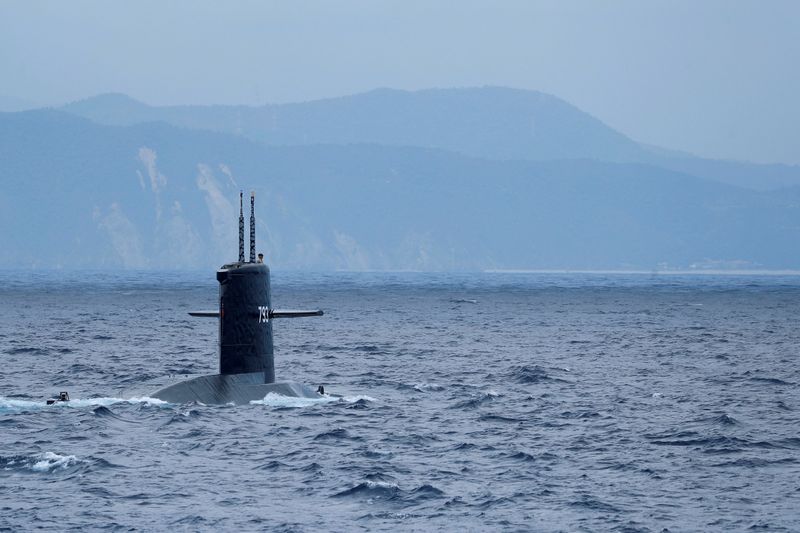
[{"left": 151, "top": 373, "right": 320, "bottom": 405}]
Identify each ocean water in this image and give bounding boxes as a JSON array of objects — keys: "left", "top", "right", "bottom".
[{"left": 1, "top": 270, "right": 799, "bottom": 531}]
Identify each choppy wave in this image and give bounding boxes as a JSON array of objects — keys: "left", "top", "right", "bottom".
[
  {"left": 0, "top": 452, "right": 87, "bottom": 473},
  {"left": 0, "top": 396, "right": 169, "bottom": 414},
  {"left": 2, "top": 271, "right": 800, "bottom": 531},
  {"left": 333, "top": 480, "right": 445, "bottom": 506},
  {"left": 249, "top": 393, "right": 377, "bottom": 408},
  {"left": 412, "top": 382, "right": 445, "bottom": 392},
  {"left": 449, "top": 390, "right": 500, "bottom": 409}
]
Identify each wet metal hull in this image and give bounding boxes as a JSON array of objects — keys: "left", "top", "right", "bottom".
[{"left": 151, "top": 372, "right": 320, "bottom": 405}]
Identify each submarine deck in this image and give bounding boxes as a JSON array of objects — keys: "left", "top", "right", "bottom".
[{"left": 120, "top": 372, "right": 322, "bottom": 405}]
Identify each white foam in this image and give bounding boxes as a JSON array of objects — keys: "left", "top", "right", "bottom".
[
  {"left": 0, "top": 395, "right": 169, "bottom": 413},
  {"left": 413, "top": 382, "right": 444, "bottom": 392},
  {"left": 344, "top": 394, "right": 378, "bottom": 403},
  {"left": 66, "top": 396, "right": 170, "bottom": 408},
  {"left": 30, "top": 452, "right": 80, "bottom": 472},
  {"left": 364, "top": 480, "right": 399, "bottom": 490},
  {"left": 0, "top": 397, "right": 41, "bottom": 413},
  {"left": 250, "top": 392, "right": 337, "bottom": 407},
  {"left": 250, "top": 392, "right": 376, "bottom": 408}
]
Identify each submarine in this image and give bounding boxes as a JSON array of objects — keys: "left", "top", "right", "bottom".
[{"left": 150, "top": 191, "right": 325, "bottom": 405}]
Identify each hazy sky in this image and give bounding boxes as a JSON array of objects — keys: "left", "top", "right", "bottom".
[{"left": 1, "top": 0, "right": 798, "bottom": 164}]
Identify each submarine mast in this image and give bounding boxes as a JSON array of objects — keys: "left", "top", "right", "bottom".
[
  {"left": 238, "top": 191, "right": 245, "bottom": 263},
  {"left": 249, "top": 191, "right": 256, "bottom": 263}
]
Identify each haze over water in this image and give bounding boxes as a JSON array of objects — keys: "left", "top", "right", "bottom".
[{"left": 1, "top": 271, "right": 798, "bottom": 531}]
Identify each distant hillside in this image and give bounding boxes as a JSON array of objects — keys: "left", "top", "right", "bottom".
[
  {"left": 61, "top": 88, "right": 648, "bottom": 161},
  {"left": 61, "top": 87, "right": 800, "bottom": 191},
  {"left": 2, "top": 109, "right": 800, "bottom": 270}
]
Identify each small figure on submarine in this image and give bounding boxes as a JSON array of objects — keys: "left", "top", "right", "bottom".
[
  {"left": 150, "top": 191, "right": 324, "bottom": 405},
  {"left": 46, "top": 391, "right": 70, "bottom": 405}
]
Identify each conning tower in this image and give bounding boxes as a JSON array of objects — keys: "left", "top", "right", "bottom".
[
  {"left": 153, "top": 191, "right": 323, "bottom": 404},
  {"left": 216, "top": 192, "right": 276, "bottom": 380}
]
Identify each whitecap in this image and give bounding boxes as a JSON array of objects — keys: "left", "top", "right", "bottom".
[
  {"left": 0, "top": 397, "right": 41, "bottom": 413},
  {"left": 413, "top": 382, "right": 445, "bottom": 392},
  {"left": 0, "top": 395, "right": 169, "bottom": 414},
  {"left": 363, "top": 480, "right": 400, "bottom": 490},
  {"left": 64, "top": 396, "right": 170, "bottom": 408},
  {"left": 343, "top": 394, "right": 378, "bottom": 403},
  {"left": 250, "top": 392, "right": 338, "bottom": 408},
  {"left": 30, "top": 452, "right": 80, "bottom": 472},
  {"left": 250, "top": 392, "right": 376, "bottom": 408}
]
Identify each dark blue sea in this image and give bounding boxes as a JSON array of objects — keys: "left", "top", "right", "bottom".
[{"left": 1, "top": 270, "right": 799, "bottom": 531}]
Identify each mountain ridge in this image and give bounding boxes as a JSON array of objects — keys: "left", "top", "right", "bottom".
[
  {"left": 3, "top": 108, "right": 800, "bottom": 270},
  {"left": 61, "top": 86, "right": 648, "bottom": 161},
  {"left": 60, "top": 87, "right": 800, "bottom": 191}
]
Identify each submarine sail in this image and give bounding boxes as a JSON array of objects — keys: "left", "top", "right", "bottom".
[{"left": 151, "top": 191, "right": 324, "bottom": 404}]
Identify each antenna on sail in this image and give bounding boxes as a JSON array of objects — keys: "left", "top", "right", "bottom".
[
  {"left": 238, "top": 191, "right": 245, "bottom": 263},
  {"left": 249, "top": 191, "right": 256, "bottom": 263}
]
